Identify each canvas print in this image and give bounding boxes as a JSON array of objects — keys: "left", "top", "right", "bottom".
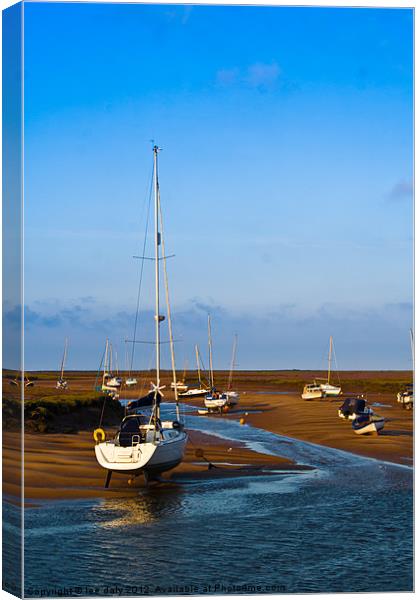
[{"left": 3, "top": 2, "right": 413, "bottom": 597}]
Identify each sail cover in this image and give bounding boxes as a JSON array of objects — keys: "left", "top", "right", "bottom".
[
  {"left": 339, "top": 397, "right": 366, "bottom": 416},
  {"left": 127, "top": 391, "right": 162, "bottom": 411}
]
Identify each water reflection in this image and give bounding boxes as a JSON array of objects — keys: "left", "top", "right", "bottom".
[{"left": 96, "top": 487, "right": 186, "bottom": 529}]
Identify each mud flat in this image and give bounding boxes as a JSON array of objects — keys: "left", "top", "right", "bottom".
[{"left": 3, "top": 429, "right": 310, "bottom": 502}]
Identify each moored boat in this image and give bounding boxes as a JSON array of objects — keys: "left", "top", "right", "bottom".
[
  {"left": 56, "top": 338, "right": 69, "bottom": 390},
  {"left": 317, "top": 336, "right": 342, "bottom": 396},
  {"left": 338, "top": 396, "right": 373, "bottom": 420},
  {"left": 302, "top": 383, "right": 325, "bottom": 400},
  {"left": 203, "top": 317, "right": 239, "bottom": 413},
  {"left": 94, "top": 145, "right": 187, "bottom": 485},
  {"left": 397, "top": 384, "right": 413, "bottom": 410},
  {"left": 352, "top": 413, "right": 385, "bottom": 435}
]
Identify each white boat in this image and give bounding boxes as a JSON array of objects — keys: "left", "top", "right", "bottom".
[
  {"left": 171, "top": 362, "right": 189, "bottom": 393},
  {"left": 352, "top": 414, "right": 385, "bottom": 435},
  {"left": 179, "top": 387, "right": 208, "bottom": 398},
  {"left": 171, "top": 381, "right": 189, "bottom": 393},
  {"left": 101, "top": 341, "right": 123, "bottom": 392},
  {"left": 397, "top": 331, "right": 414, "bottom": 410},
  {"left": 397, "top": 386, "right": 413, "bottom": 410},
  {"left": 125, "top": 377, "right": 138, "bottom": 387},
  {"left": 94, "top": 145, "right": 187, "bottom": 485},
  {"left": 317, "top": 336, "right": 342, "bottom": 396},
  {"left": 302, "top": 383, "right": 325, "bottom": 400},
  {"left": 203, "top": 317, "right": 239, "bottom": 412},
  {"left": 179, "top": 345, "right": 209, "bottom": 398},
  {"left": 56, "top": 338, "right": 69, "bottom": 390},
  {"left": 225, "top": 334, "right": 240, "bottom": 405}
]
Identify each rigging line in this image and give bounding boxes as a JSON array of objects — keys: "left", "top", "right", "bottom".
[{"left": 129, "top": 166, "right": 154, "bottom": 376}]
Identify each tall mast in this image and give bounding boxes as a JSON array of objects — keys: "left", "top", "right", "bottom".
[
  {"left": 157, "top": 177, "right": 180, "bottom": 422},
  {"left": 153, "top": 145, "right": 161, "bottom": 412},
  {"left": 195, "top": 344, "right": 202, "bottom": 386},
  {"left": 60, "top": 337, "right": 68, "bottom": 380},
  {"left": 208, "top": 315, "right": 214, "bottom": 388},
  {"left": 410, "top": 328, "right": 414, "bottom": 364},
  {"left": 327, "top": 336, "right": 332, "bottom": 384},
  {"left": 227, "top": 334, "right": 238, "bottom": 391},
  {"left": 103, "top": 339, "right": 109, "bottom": 385}
]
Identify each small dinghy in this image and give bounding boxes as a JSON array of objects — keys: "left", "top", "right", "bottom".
[
  {"left": 352, "top": 413, "right": 385, "bottom": 435},
  {"left": 338, "top": 397, "right": 373, "bottom": 420},
  {"left": 125, "top": 377, "right": 138, "bottom": 387}
]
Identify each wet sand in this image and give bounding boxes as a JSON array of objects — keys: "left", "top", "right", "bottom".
[
  {"left": 3, "top": 429, "right": 308, "bottom": 502},
  {"left": 186, "top": 390, "right": 413, "bottom": 466},
  {"left": 3, "top": 370, "right": 412, "bottom": 502}
]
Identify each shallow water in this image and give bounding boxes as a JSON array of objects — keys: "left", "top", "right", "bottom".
[{"left": 4, "top": 404, "right": 413, "bottom": 596}]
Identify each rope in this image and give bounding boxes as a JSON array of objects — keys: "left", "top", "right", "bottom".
[{"left": 129, "top": 166, "right": 154, "bottom": 376}]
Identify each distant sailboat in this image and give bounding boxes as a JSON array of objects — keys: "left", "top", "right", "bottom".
[
  {"left": 101, "top": 339, "right": 122, "bottom": 394},
  {"left": 397, "top": 329, "right": 414, "bottom": 410},
  {"left": 225, "top": 334, "right": 240, "bottom": 403},
  {"left": 204, "top": 316, "right": 239, "bottom": 412},
  {"left": 56, "top": 338, "right": 69, "bottom": 389},
  {"left": 124, "top": 342, "right": 138, "bottom": 387},
  {"left": 179, "top": 345, "right": 209, "bottom": 398},
  {"left": 171, "top": 360, "right": 189, "bottom": 393},
  {"left": 318, "top": 336, "right": 342, "bottom": 397}
]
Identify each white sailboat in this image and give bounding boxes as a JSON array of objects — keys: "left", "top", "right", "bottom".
[
  {"left": 204, "top": 316, "right": 238, "bottom": 412},
  {"left": 225, "top": 334, "right": 240, "bottom": 404},
  {"left": 94, "top": 145, "right": 187, "bottom": 485},
  {"left": 170, "top": 361, "right": 189, "bottom": 393},
  {"left": 179, "top": 345, "right": 209, "bottom": 397},
  {"left": 101, "top": 340, "right": 122, "bottom": 393},
  {"left": 318, "top": 336, "right": 341, "bottom": 396},
  {"left": 56, "top": 337, "right": 69, "bottom": 389},
  {"left": 397, "top": 329, "right": 414, "bottom": 410},
  {"left": 124, "top": 342, "right": 138, "bottom": 387}
]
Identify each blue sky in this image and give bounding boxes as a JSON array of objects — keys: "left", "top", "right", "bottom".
[{"left": 17, "top": 3, "right": 413, "bottom": 370}]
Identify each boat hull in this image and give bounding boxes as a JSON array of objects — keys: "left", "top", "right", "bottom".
[
  {"left": 320, "top": 384, "right": 342, "bottom": 396},
  {"left": 302, "top": 391, "right": 325, "bottom": 400},
  {"left": 353, "top": 419, "right": 385, "bottom": 435},
  {"left": 179, "top": 388, "right": 209, "bottom": 398},
  {"left": 95, "top": 429, "right": 188, "bottom": 475}
]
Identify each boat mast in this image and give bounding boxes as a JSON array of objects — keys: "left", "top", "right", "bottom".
[
  {"left": 153, "top": 145, "right": 161, "bottom": 418},
  {"left": 327, "top": 336, "right": 332, "bottom": 384},
  {"left": 60, "top": 337, "right": 68, "bottom": 380},
  {"left": 227, "top": 334, "right": 238, "bottom": 391},
  {"left": 157, "top": 175, "right": 181, "bottom": 422},
  {"left": 103, "top": 339, "right": 109, "bottom": 386},
  {"left": 410, "top": 328, "right": 414, "bottom": 364},
  {"left": 208, "top": 315, "right": 214, "bottom": 389},
  {"left": 195, "top": 344, "right": 202, "bottom": 386}
]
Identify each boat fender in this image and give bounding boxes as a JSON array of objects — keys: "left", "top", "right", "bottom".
[{"left": 93, "top": 428, "right": 106, "bottom": 443}]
